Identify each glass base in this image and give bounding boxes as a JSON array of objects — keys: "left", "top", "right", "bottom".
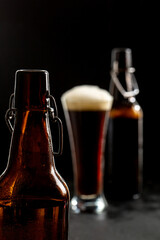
[{"left": 70, "top": 194, "right": 108, "bottom": 214}]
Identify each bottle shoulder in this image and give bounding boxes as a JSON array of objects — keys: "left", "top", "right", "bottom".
[
  {"left": 110, "top": 98, "right": 143, "bottom": 119},
  {"left": 0, "top": 166, "right": 70, "bottom": 202}
]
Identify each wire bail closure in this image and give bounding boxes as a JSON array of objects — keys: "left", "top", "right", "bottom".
[
  {"left": 5, "top": 93, "right": 63, "bottom": 156},
  {"left": 5, "top": 93, "right": 16, "bottom": 133},
  {"left": 47, "top": 94, "right": 63, "bottom": 156},
  {"left": 110, "top": 67, "right": 139, "bottom": 98}
]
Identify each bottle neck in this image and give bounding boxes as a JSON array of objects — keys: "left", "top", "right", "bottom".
[{"left": 8, "top": 109, "right": 55, "bottom": 171}]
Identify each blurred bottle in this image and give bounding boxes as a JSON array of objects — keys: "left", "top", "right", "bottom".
[
  {"left": 105, "top": 48, "right": 143, "bottom": 201},
  {"left": 0, "top": 69, "right": 70, "bottom": 240}
]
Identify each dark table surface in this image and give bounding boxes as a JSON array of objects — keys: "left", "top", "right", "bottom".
[{"left": 69, "top": 193, "right": 160, "bottom": 240}]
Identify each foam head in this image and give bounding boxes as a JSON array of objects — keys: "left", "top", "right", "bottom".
[{"left": 61, "top": 85, "right": 113, "bottom": 111}]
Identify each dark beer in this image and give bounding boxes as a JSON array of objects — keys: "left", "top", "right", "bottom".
[
  {"left": 68, "top": 109, "right": 109, "bottom": 197},
  {"left": 105, "top": 106, "right": 143, "bottom": 200},
  {"left": 61, "top": 85, "right": 113, "bottom": 213}
]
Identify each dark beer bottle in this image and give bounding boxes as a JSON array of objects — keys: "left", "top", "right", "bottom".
[
  {"left": 105, "top": 48, "right": 143, "bottom": 201},
  {"left": 0, "top": 70, "right": 70, "bottom": 240}
]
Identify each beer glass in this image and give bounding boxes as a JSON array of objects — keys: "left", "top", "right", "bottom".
[{"left": 61, "top": 85, "right": 113, "bottom": 214}]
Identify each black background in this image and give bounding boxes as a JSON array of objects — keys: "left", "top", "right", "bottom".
[{"left": 0, "top": 0, "right": 159, "bottom": 194}]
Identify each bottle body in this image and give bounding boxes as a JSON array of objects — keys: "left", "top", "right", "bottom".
[
  {"left": 0, "top": 198, "right": 68, "bottom": 240},
  {"left": 105, "top": 98, "right": 143, "bottom": 201},
  {"left": 0, "top": 70, "right": 69, "bottom": 240}
]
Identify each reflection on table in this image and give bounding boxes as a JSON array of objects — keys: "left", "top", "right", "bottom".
[{"left": 69, "top": 193, "right": 160, "bottom": 240}]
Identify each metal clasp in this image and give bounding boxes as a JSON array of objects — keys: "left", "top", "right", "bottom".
[
  {"left": 5, "top": 93, "right": 16, "bottom": 133},
  {"left": 110, "top": 67, "right": 139, "bottom": 98},
  {"left": 47, "top": 94, "right": 63, "bottom": 156}
]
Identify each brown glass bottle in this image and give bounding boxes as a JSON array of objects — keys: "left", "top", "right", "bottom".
[
  {"left": 0, "top": 70, "right": 70, "bottom": 240},
  {"left": 104, "top": 48, "right": 143, "bottom": 201}
]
